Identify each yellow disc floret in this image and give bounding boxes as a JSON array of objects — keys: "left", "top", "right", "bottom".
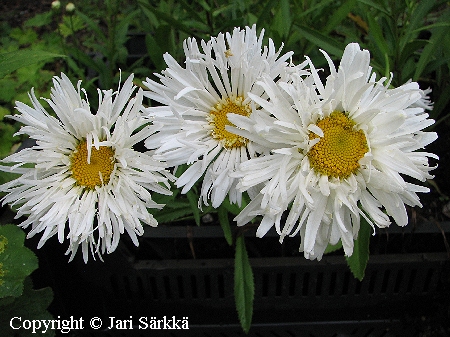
[
  {"left": 208, "top": 96, "right": 251, "bottom": 148},
  {"left": 307, "top": 111, "right": 368, "bottom": 179},
  {"left": 70, "top": 140, "right": 115, "bottom": 189}
]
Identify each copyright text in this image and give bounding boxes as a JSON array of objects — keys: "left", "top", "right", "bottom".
[{"left": 9, "top": 315, "right": 189, "bottom": 333}]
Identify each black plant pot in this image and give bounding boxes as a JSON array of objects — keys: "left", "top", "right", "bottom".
[{"left": 26, "top": 218, "right": 450, "bottom": 337}]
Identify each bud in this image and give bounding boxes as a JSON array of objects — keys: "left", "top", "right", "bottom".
[
  {"left": 66, "top": 2, "right": 76, "bottom": 13},
  {"left": 51, "top": 1, "right": 61, "bottom": 10}
]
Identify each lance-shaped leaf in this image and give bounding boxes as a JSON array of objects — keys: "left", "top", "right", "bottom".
[
  {"left": 218, "top": 204, "right": 233, "bottom": 246},
  {"left": 0, "top": 50, "right": 65, "bottom": 79},
  {"left": 234, "top": 235, "right": 254, "bottom": 333},
  {"left": 324, "top": 240, "right": 343, "bottom": 254},
  {"left": 345, "top": 217, "right": 372, "bottom": 281},
  {"left": 186, "top": 190, "right": 201, "bottom": 226}
]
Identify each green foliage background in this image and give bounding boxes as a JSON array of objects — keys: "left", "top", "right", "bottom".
[
  {"left": 2, "top": 0, "right": 448, "bottom": 210},
  {"left": 0, "top": 225, "right": 54, "bottom": 336},
  {"left": 1, "top": 0, "right": 449, "bottom": 333}
]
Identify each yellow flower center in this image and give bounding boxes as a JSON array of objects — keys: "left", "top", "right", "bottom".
[
  {"left": 70, "top": 140, "right": 115, "bottom": 189},
  {"left": 307, "top": 111, "right": 368, "bottom": 179},
  {"left": 208, "top": 96, "right": 251, "bottom": 148}
]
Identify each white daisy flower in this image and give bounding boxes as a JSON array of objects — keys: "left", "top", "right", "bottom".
[
  {"left": 0, "top": 73, "right": 174, "bottom": 262},
  {"left": 230, "top": 43, "right": 438, "bottom": 260},
  {"left": 142, "top": 24, "right": 296, "bottom": 208}
]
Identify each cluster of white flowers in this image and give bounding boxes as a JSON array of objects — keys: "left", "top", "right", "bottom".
[{"left": 0, "top": 25, "right": 437, "bottom": 262}]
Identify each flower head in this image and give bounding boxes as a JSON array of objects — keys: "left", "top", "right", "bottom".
[
  {"left": 51, "top": 1, "right": 61, "bottom": 10},
  {"left": 143, "top": 25, "right": 296, "bottom": 208},
  {"left": 231, "top": 43, "right": 438, "bottom": 260},
  {"left": 0, "top": 73, "right": 174, "bottom": 262},
  {"left": 65, "top": 2, "right": 75, "bottom": 13}
]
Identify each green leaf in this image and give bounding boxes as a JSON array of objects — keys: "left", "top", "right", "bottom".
[
  {"left": 0, "top": 277, "right": 55, "bottom": 337},
  {"left": 138, "top": 0, "right": 203, "bottom": 39},
  {"left": 401, "top": 1, "right": 438, "bottom": 52},
  {"left": 0, "top": 106, "right": 10, "bottom": 121},
  {"left": 0, "top": 122, "right": 18, "bottom": 159},
  {"left": 149, "top": 190, "right": 193, "bottom": 224},
  {"left": 414, "top": 24, "right": 450, "bottom": 81},
  {"left": 272, "top": 0, "right": 291, "bottom": 38},
  {"left": 0, "top": 78, "right": 17, "bottom": 103},
  {"left": 294, "top": 25, "right": 344, "bottom": 57},
  {"left": 114, "top": 10, "right": 139, "bottom": 52},
  {"left": 76, "top": 11, "right": 107, "bottom": 41},
  {"left": 255, "top": 0, "right": 278, "bottom": 27},
  {"left": 65, "top": 55, "right": 86, "bottom": 80},
  {"left": 234, "top": 235, "right": 254, "bottom": 334},
  {"left": 178, "top": 0, "right": 207, "bottom": 23},
  {"left": 212, "top": 3, "right": 234, "bottom": 18},
  {"left": 9, "top": 28, "right": 38, "bottom": 46},
  {"left": 0, "top": 50, "right": 65, "bottom": 79},
  {"left": 145, "top": 34, "right": 165, "bottom": 71},
  {"left": 0, "top": 225, "right": 39, "bottom": 298},
  {"left": 58, "top": 15, "right": 86, "bottom": 38},
  {"left": 221, "top": 196, "right": 244, "bottom": 216},
  {"left": 0, "top": 164, "right": 20, "bottom": 192},
  {"left": 66, "top": 46, "right": 107, "bottom": 75},
  {"left": 432, "top": 85, "right": 450, "bottom": 122},
  {"left": 410, "top": 22, "right": 450, "bottom": 34},
  {"left": 218, "top": 205, "right": 233, "bottom": 246},
  {"left": 367, "top": 14, "right": 390, "bottom": 76},
  {"left": 323, "top": 0, "right": 358, "bottom": 34},
  {"left": 154, "top": 206, "right": 195, "bottom": 224},
  {"left": 24, "top": 11, "right": 53, "bottom": 28},
  {"left": 398, "top": 39, "right": 428, "bottom": 72},
  {"left": 345, "top": 217, "right": 372, "bottom": 281},
  {"left": 295, "top": 0, "right": 334, "bottom": 20},
  {"left": 186, "top": 190, "right": 201, "bottom": 226},
  {"left": 356, "top": 0, "right": 390, "bottom": 15},
  {"left": 324, "top": 240, "right": 343, "bottom": 254},
  {"left": 194, "top": 0, "right": 211, "bottom": 12}
]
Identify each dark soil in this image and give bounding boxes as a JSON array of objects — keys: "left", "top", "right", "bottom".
[{"left": 0, "top": 0, "right": 54, "bottom": 28}]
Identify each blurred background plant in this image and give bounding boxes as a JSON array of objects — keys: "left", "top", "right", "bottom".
[
  {"left": 2, "top": 0, "right": 448, "bottom": 231},
  {"left": 1, "top": 0, "right": 449, "bottom": 333},
  {"left": 1, "top": 0, "right": 449, "bottom": 175}
]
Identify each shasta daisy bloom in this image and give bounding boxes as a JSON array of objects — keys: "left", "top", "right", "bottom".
[
  {"left": 0, "top": 73, "right": 174, "bottom": 262},
  {"left": 143, "top": 25, "right": 295, "bottom": 208},
  {"left": 230, "top": 43, "right": 437, "bottom": 260}
]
